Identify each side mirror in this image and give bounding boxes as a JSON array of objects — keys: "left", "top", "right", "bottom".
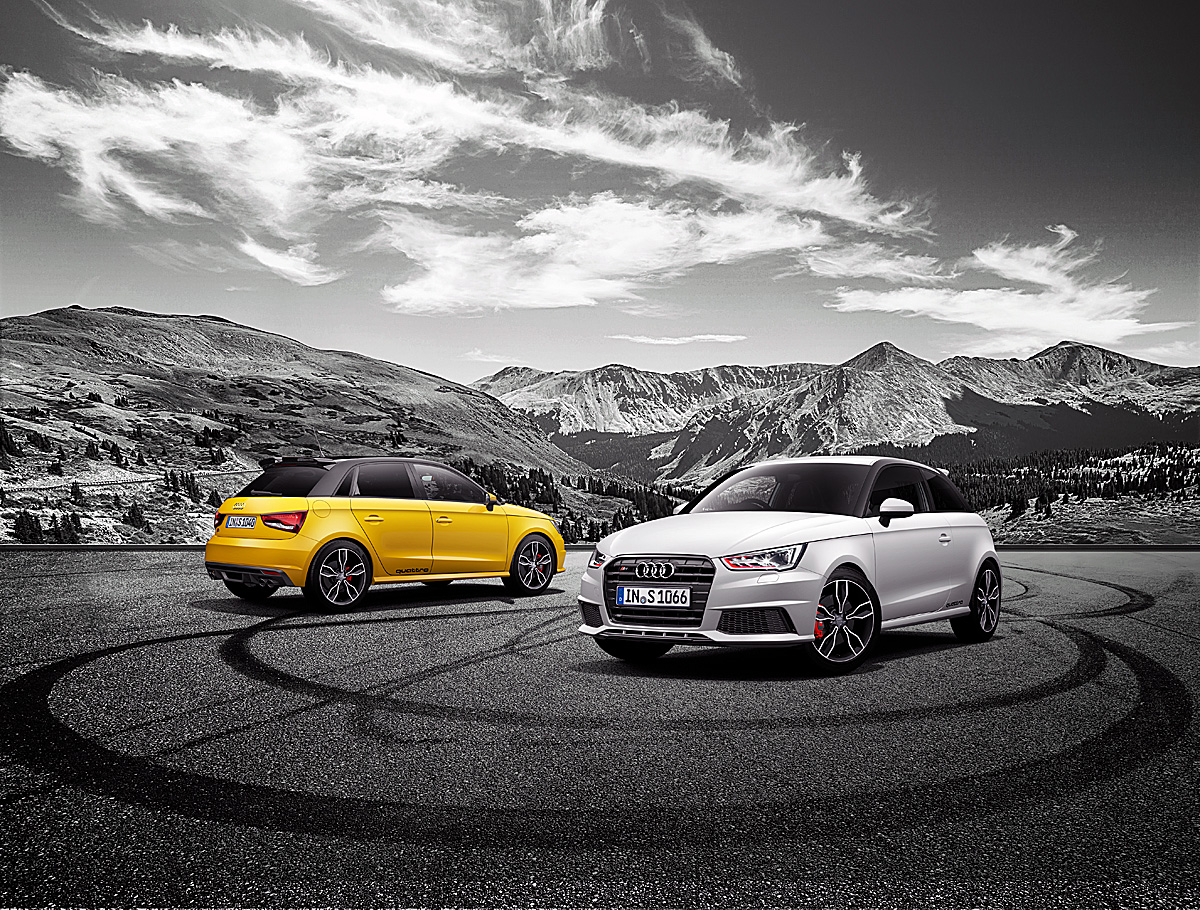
[
  {"left": 878, "top": 497, "right": 914, "bottom": 527},
  {"left": 486, "top": 492, "right": 499, "bottom": 511},
  {"left": 672, "top": 502, "right": 687, "bottom": 514}
]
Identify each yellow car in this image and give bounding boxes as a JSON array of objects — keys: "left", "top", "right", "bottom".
[{"left": 205, "top": 456, "right": 565, "bottom": 608}]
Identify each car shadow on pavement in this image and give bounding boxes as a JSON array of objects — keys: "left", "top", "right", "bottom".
[
  {"left": 189, "top": 583, "right": 567, "bottom": 619},
  {"left": 575, "top": 629, "right": 969, "bottom": 681}
]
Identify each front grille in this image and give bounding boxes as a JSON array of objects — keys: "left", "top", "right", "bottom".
[
  {"left": 579, "top": 601, "right": 603, "bottom": 628},
  {"left": 603, "top": 556, "right": 715, "bottom": 628},
  {"left": 717, "top": 608, "right": 795, "bottom": 635}
]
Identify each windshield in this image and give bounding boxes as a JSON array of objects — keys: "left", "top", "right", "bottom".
[
  {"left": 688, "top": 462, "right": 870, "bottom": 516},
  {"left": 236, "top": 466, "right": 328, "bottom": 498}
]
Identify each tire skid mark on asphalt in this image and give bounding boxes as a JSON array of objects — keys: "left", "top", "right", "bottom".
[
  {"left": 0, "top": 569, "right": 1191, "bottom": 848},
  {"left": 149, "top": 605, "right": 569, "bottom": 757},
  {"left": 103, "top": 603, "right": 516, "bottom": 744},
  {"left": 1003, "top": 565, "right": 1154, "bottom": 618},
  {"left": 216, "top": 610, "right": 1106, "bottom": 733},
  {"left": 0, "top": 620, "right": 1189, "bottom": 848}
]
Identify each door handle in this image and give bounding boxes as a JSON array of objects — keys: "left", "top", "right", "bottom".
[
  {"left": 436, "top": 517, "right": 453, "bottom": 524},
  {"left": 938, "top": 533, "right": 952, "bottom": 544},
  {"left": 362, "top": 515, "right": 384, "bottom": 523}
]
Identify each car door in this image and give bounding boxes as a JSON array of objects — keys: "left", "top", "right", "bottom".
[
  {"left": 414, "top": 464, "right": 509, "bottom": 574},
  {"left": 865, "top": 465, "right": 957, "bottom": 621},
  {"left": 924, "top": 469, "right": 981, "bottom": 609},
  {"left": 350, "top": 463, "right": 433, "bottom": 576}
]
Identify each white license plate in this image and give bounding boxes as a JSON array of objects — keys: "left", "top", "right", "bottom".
[
  {"left": 616, "top": 586, "right": 691, "bottom": 607},
  {"left": 225, "top": 515, "right": 257, "bottom": 529}
]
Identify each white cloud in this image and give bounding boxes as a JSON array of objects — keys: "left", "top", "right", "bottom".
[
  {"left": 608, "top": 333, "right": 747, "bottom": 345},
  {"left": 1131, "top": 338, "right": 1200, "bottom": 366},
  {"left": 806, "top": 242, "right": 949, "bottom": 284},
  {"left": 828, "top": 226, "right": 1188, "bottom": 355},
  {"left": 462, "top": 348, "right": 529, "bottom": 365},
  {"left": 236, "top": 237, "right": 343, "bottom": 285},
  {"left": 376, "top": 194, "right": 827, "bottom": 314}
]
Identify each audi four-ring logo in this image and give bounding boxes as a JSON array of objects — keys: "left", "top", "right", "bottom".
[{"left": 635, "top": 561, "right": 675, "bottom": 579}]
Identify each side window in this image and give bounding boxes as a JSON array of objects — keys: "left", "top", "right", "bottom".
[
  {"left": 354, "top": 463, "right": 416, "bottom": 499},
  {"left": 866, "top": 466, "right": 928, "bottom": 516},
  {"left": 415, "top": 465, "right": 486, "bottom": 503},
  {"left": 925, "top": 472, "right": 970, "bottom": 512}
]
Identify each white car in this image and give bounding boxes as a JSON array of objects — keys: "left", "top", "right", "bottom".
[{"left": 578, "top": 456, "right": 1001, "bottom": 673}]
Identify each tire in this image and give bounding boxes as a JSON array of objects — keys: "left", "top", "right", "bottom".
[
  {"left": 596, "top": 637, "right": 674, "bottom": 663},
  {"left": 422, "top": 579, "right": 453, "bottom": 588},
  {"left": 303, "top": 540, "right": 372, "bottom": 609},
  {"left": 223, "top": 580, "right": 278, "bottom": 602},
  {"left": 502, "top": 534, "right": 555, "bottom": 595},
  {"left": 951, "top": 564, "right": 1001, "bottom": 643},
  {"left": 804, "top": 567, "right": 881, "bottom": 674}
]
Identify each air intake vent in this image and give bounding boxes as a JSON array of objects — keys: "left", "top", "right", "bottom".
[
  {"left": 717, "top": 608, "right": 795, "bottom": 635},
  {"left": 579, "top": 601, "right": 603, "bottom": 628}
]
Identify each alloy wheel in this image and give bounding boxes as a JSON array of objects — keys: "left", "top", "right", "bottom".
[
  {"left": 517, "top": 538, "right": 553, "bottom": 590},
  {"left": 814, "top": 577, "right": 876, "bottom": 663},
  {"left": 976, "top": 567, "right": 1001, "bottom": 632},
  {"left": 317, "top": 547, "right": 368, "bottom": 606}
]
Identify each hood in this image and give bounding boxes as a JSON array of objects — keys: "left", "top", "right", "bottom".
[{"left": 601, "top": 511, "right": 868, "bottom": 558}]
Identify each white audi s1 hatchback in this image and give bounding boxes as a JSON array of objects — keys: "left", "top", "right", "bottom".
[{"left": 578, "top": 456, "right": 1001, "bottom": 673}]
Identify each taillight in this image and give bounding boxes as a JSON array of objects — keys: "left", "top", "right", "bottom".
[
  {"left": 214, "top": 513, "right": 223, "bottom": 530},
  {"left": 261, "top": 510, "right": 307, "bottom": 533}
]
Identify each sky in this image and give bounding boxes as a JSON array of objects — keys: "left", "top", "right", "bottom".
[{"left": 1, "top": 0, "right": 1196, "bottom": 383}]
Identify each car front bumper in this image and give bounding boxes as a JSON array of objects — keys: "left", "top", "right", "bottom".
[{"left": 578, "top": 559, "right": 824, "bottom": 646}]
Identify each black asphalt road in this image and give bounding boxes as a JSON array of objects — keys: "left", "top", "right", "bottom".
[{"left": 1, "top": 549, "right": 1197, "bottom": 908}]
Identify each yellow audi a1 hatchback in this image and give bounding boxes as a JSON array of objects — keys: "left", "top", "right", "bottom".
[{"left": 205, "top": 456, "right": 565, "bottom": 608}]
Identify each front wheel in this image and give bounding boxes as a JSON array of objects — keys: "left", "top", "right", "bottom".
[
  {"left": 803, "top": 569, "right": 881, "bottom": 674},
  {"left": 502, "top": 535, "right": 555, "bottom": 595},
  {"left": 303, "top": 540, "right": 371, "bottom": 610},
  {"left": 596, "top": 637, "right": 674, "bottom": 663},
  {"left": 951, "top": 565, "right": 1001, "bottom": 642}
]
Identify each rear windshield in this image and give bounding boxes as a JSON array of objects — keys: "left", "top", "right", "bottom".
[
  {"left": 688, "top": 463, "right": 870, "bottom": 516},
  {"left": 236, "top": 466, "right": 328, "bottom": 498}
]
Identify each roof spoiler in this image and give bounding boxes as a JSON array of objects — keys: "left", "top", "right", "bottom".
[{"left": 257, "top": 455, "right": 339, "bottom": 469}]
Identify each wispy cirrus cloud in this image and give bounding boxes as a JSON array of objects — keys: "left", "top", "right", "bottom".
[
  {"left": 462, "top": 348, "right": 529, "bottom": 365},
  {"left": 236, "top": 238, "right": 344, "bottom": 286},
  {"left": 829, "top": 226, "right": 1184, "bottom": 355},
  {"left": 806, "top": 242, "right": 949, "bottom": 284},
  {"left": 0, "top": 0, "right": 912, "bottom": 304},
  {"left": 0, "top": 1, "right": 1176, "bottom": 356},
  {"left": 608, "top": 333, "right": 747, "bottom": 345},
  {"left": 376, "top": 194, "right": 826, "bottom": 313}
]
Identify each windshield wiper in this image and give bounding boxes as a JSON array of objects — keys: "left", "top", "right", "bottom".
[{"left": 245, "top": 489, "right": 284, "bottom": 496}]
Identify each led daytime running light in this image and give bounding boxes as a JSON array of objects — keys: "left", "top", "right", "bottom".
[{"left": 720, "top": 544, "right": 805, "bottom": 571}]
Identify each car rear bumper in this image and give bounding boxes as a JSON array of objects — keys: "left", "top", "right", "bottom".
[
  {"left": 204, "top": 537, "right": 311, "bottom": 586},
  {"left": 206, "top": 562, "right": 294, "bottom": 588}
]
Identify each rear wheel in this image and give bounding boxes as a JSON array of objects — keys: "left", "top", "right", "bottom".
[
  {"left": 804, "top": 568, "right": 880, "bottom": 674},
  {"left": 303, "top": 540, "right": 371, "bottom": 609},
  {"left": 223, "top": 580, "right": 278, "bottom": 602},
  {"left": 951, "top": 565, "right": 1001, "bottom": 642},
  {"left": 596, "top": 637, "right": 674, "bottom": 663},
  {"left": 502, "top": 534, "right": 555, "bottom": 595}
]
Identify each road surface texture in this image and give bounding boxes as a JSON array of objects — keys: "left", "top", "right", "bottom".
[{"left": 0, "top": 548, "right": 1197, "bottom": 908}]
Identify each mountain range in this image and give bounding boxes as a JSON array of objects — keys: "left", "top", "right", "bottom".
[
  {"left": 2, "top": 307, "right": 1196, "bottom": 495},
  {"left": 0, "top": 306, "right": 587, "bottom": 478},
  {"left": 475, "top": 342, "right": 1200, "bottom": 484}
]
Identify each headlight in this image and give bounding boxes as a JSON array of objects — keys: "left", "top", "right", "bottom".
[
  {"left": 588, "top": 549, "right": 608, "bottom": 569},
  {"left": 720, "top": 544, "right": 806, "bottom": 571}
]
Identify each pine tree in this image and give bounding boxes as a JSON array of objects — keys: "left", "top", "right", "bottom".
[{"left": 14, "top": 511, "right": 44, "bottom": 543}]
